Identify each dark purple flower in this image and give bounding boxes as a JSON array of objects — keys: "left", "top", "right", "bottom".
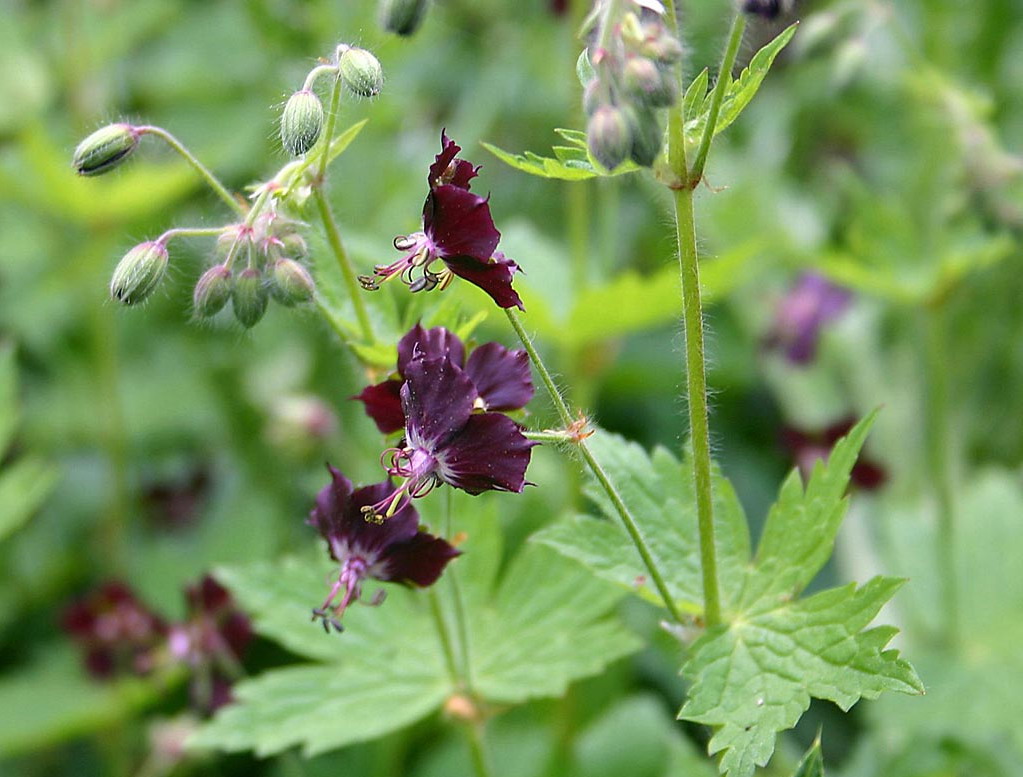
[
  {"left": 766, "top": 272, "right": 852, "bottom": 365},
  {"left": 168, "top": 575, "right": 252, "bottom": 714},
  {"left": 360, "top": 132, "right": 524, "bottom": 309},
  {"left": 62, "top": 581, "right": 167, "bottom": 679},
  {"left": 361, "top": 353, "right": 537, "bottom": 521},
  {"left": 142, "top": 465, "right": 212, "bottom": 533},
  {"left": 781, "top": 416, "right": 887, "bottom": 491},
  {"left": 354, "top": 323, "right": 533, "bottom": 434},
  {"left": 309, "top": 466, "right": 460, "bottom": 632}
]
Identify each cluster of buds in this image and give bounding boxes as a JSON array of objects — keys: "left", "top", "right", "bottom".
[
  {"left": 280, "top": 44, "right": 384, "bottom": 156},
  {"left": 581, "top": 0, "right": 683, "bottom": 170},
  {"left": 194, "top": 208, "right": 314, "bottom": 328}
]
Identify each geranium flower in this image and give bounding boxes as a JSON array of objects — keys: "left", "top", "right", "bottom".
[
  {"left": 781, "top": 416, "right": 887, "bottom": 491},
  {"left": 61, "top": 581, "right": 167, "bottom": 679},
  {"left": 360, "top": 132, "right": 524, "bottom": 309},
  {"left": 168, "top": 575, "right": 252, "bottom": 714},
  {"left": 766, "top": 272, "right": 852, "bottom": 365},
  {"left": 354, "top": 323, "right": 533, "bottom": 434},
  {"left": 361, "top": 352, "right": 536, "bottom": 522},
  {"left": 309, "top": 466, "right": 460, "bottom": 632}
]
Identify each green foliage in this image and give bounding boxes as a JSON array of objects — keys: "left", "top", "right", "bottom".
[
  {"left": 0, "top": 344, "right": 56, "bottom": 543},
  {"left": 192, "top": 515, "right": 639, "bottom": 757},
  {"left": 482, "top": 129, "right": 642, "bottom": 182},
  {"left": 791, "top": 737, "right": 824, "bottom": 777}
]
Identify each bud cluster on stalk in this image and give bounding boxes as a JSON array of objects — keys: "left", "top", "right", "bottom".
[
  {"left": 580, "top": 0, "right": 683, "bottom": 171},
  {"left": 195, "top": 210, "right": 314, "bottom": 328}
]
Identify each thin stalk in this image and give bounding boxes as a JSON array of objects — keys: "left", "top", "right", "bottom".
[
  {"left": 427, "top": 588, "right": 460, "bottom": 688},
  {"left": 316, "top": 73, "right": 343, "bottom": 182},
  {"left": 312, "top": 188, "right": 375, "bottom": 344},
  {"left": 672, "top": 185, "right": 722, "bottom": 628},
  {"left": 444, "top": 489, "right": 474, "bottom": 693},
  {"left": 465, "top": 722, "right": 495, "bottom": 777},
  {"left": 504, "top": 308, "right": 685, "bottom": 625},
  {"left": 137, "top": 126, "right": 245, "bottom": 217},
  {"left": 686, "top": 12, "right": 747, "bottom": 188},
  {"left": 157, "top": 226, "right": 227, "bottom": 243},
  {"left": 924, "top": 306, "right": 958, "bottom": 646},
  {"left": 524, "top": 430, "right": 577, "bottom": 443}
]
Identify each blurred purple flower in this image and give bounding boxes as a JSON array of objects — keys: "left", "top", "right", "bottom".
[
  {"left": 62, "top": 581, "right": 167, "bottom": 679},
  {"left": 781, "top": 416, "right": 887, "bottom": 491},
  {"left": 142, "top": 465, "right": 211, "bottom": 533},
  {"left": 309, "top": 466, "right": 460, "bottom": 632},
  {"left": 361, "top": 132, "right": 524, "bottom": 309},
  {"left": 168, "top": 575, "right": 252, "bottom": 714},
  {"left": 361, "top": 353, "right": 537, "bottom": 521},
  {"left": 766, "top": 273, "right": 852, "bottom": 365},
  {"left": 354, "top": 323, "right": 533, "bottom": 434}
]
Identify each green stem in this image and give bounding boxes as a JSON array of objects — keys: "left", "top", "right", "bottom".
[
  {"left": 312, "top": 188, "right": 375, "bottom": 344},
  {"left": 504, "top": 308, "right": 685, "bottom": 625},
  {"left": 317, "top": 72, "right": 343, "bottom": 182},
  {"left": 524, "top": 430, "right": 576, "bottom": 443},
  {"left": 672, "top": 185, "right": 722, "bottom": 628},
  {"left": 686, "top": 11, "right": 746, "bottom": 188},
  {"left": 465, "top": 722, "right": 495, "bottom": 777},
  {"left": 444, "top": 489, "right": 474, "bottom": 693},
  {"left": 157, "top": 226, "right": 227, "bottom": 243},
  {"left": 923, "top": 306, "right": 958, "bottom": 646},
  {"left": 302, "top": 64, "right": 337, "bottom": 92},
  {"left": 137, "top": 126, "right": 246, "bottom": 217},
  {"left": 427, "top": 588, "right": 460, "bottom": 688}
]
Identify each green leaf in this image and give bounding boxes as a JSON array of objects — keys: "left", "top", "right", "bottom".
[
  {"left": 0, "top": 457, "right": 58, "bottom": 542},
  {"left": 679, "top": 413, "right": 923, "bottom": 777},
  {"left": 533, "top": 428, "right": 751, "bottom": 615},
  {"left": 0, "top": 342, "right": 17, "bottom": 455},
  {"left": 193, "top": 505, "right": 639, "bottom": 757},
  {"left": 685, "top": 24, "right": 798, "bottom": 146},
  {"left": 791, "top": 737, "right": 824, "bottom": 777},
  {"left": 482, "top": 132, "right": 642, "bottom": 181},
  {"left": 0, "top": 647, "right": 166, "bottom": 757}
]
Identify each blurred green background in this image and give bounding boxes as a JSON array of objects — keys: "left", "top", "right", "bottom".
[{"left": 1, "top": 0, "right": 1022, "bottom": 775}]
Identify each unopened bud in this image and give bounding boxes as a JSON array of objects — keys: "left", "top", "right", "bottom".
[
  {"left": 110, "top": 241, "right": 168, "bottom": 305},
  {"left": 582, "top": 80, "right": 603, "bottom": 116},
  {"left": 379, "top": 0, "right": 429, "bottom": 36},
  {"left": 232, "top": 268, "right": 268, "bottom": 328},
  {"left": 193, "top": 265, "right": 233, "bottom": 317},
  {"left": 280, "top": 90, "right": 324, "bottom": 156},
  {"left": 337, "top": 46, "right": 384, "bottom": 98},
  {"left": 626, "top": 107, "right": 664, "bottom": 167},
  {"left": 73, "top": 123, "right": 141, "bottom": 176},
  {"left": 587, "top": 106, "right": 631, "bottom": 171},
  {"left": 269, "top": 258, "right": 315, "bottom": 306},
  {"left": 624, "top": 57, "right": 676, "bottom": 108},
  {"left": 640, "top": 27, "right": 684, "bottom": 64}
]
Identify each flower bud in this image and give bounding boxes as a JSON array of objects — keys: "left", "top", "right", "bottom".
[
  {"left": 640, "top": 25, "right": 684, "bottom": 64},
  {"left": 193, "top": 265, "right": 233, "bottom": 318},
  {"left": 73, "top": 123, "right": 141, "bottom": 176},
  {"left": 269, "top": 258, "right": 315, "bottom": 306},
  {"left": 337, "top": 46, "right": 384, "bottom": 98},
  {"left": 379, "top": 0, "right": 429, "bottom": 36},
  {"left": 232, "top": 268, "right": 268, "bottom": 328},
  {"left": 280, "top": 90, "right": 324, "bottom": 156},
  {"left": 110, "top": 241, "right": 168, "bottom": 305},
  {"left": 582, "top": 79, "right": 603, "bottom": 116},
  {"left": 626, "top": 107, "right": 664, "bottom": 167},
  {"left": 587, "top": 105, "right": 631, "bottom": 171},
  {"left": 623, "top": 57, "right": 676, "bottom": 108}
]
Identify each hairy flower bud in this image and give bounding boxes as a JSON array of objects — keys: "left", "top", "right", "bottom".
[
  {"left": 110, "top": 241, "right": 168, "bottom": 305},
  {"left": 269, "top": 258, "right": 315, "bottom": 306},
  {"left": 626, "top": 107, "right": 664, "bottom": 167},
  {"left": 337, "top": 46, "right": 384, "bottom": 98},
  {"left": 623, "top": 57, "right": 676, "bottom": 108},
  {"left": 232, "top": 268, "right": 268, "bottom": 328},
  {"left": 587, "top": 106, "right": 631, "bottom": 171},
  {"left": 73, "top": 123, "right": 141, "bottom": 176},
  {"left": 280, "top": 90, "right": 324, "bottom": 156},
  {"left": 193, "top": 265, "right": 233, "bottom": 318},
  {"left": 640, "top": 24, "right": 684, "bottom": 64},
  {"left": 379, "top": 0, "right": 429, "bottom": 36}
]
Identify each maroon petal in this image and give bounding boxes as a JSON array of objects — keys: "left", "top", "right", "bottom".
[
  {"left": 424, "top": 185, "right": 500, "bottom": 263},
  {"left": 308, "top": 465, "right": 357, "bottom": 540},
  {"left": 435, "top": 413, "right": 536, "bottom": 495},
  {"left": 401, "top": 356, "right": 476, "bottom": 451},
  {"left": 379, "top": 531, "right": 461, "bottom": 586},
  {"left": 428, "top": 131, "right": 479, "bottom": 190},
  {"left": 354, "top": 380, "right": 405, "bottom": 434},
  {"left": 443, "top": 253, "right": 524, "bottom": 310},
  {"left": 464, "top": 342, "right": 534, "bottom": 411},
  {"left": 397, "top": 324, "right": 466, "bottom": 374}
]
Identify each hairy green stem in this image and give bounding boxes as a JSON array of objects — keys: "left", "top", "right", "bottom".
[
  {"left": 687, "top": 11, "right": 746, "bottom": 188},
  {"left": 672, "top": 186, "right": 722, "bottom": 628},
  {"left": 157, "top": 226, "right": 227, "bottom": 243},
  {"left": 317, "top": 72, "right": 343, "bottom": 182},
  {"left": 137, "top": 126, "right": 245, "bottom": 217},
  {"left": 504, "top": 309, "right": 685, "bottom": 625},
  {"left": 302, "top": 64, "right": 337, "bottom": 92},
  {"left": 924, "top": 307, "right": 958, "bottom": 646},
  {"left": 312, "top": 188, "right": 375, "bottom": 344}
]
